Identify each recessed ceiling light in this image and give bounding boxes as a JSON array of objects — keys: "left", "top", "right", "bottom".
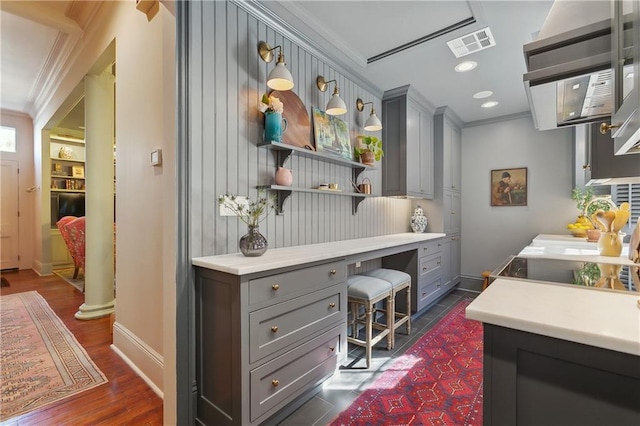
[
  {"left": 454, "top": 61, "right": 477, "bottom": 72},
  {"left": 473, "top": 90, "right": 493, "bottom": 99},
  {"left": 569, "top": 111, "right": 576, "bottom": 117},
  {"left": 626, "top": 72, "right": 634, "bottom": 79},
  {"left": 572, "top": 84, "right": 580, "bottom": 90},
  {"left": 481, "top": 101, "right": 499, "bottom": 108}
]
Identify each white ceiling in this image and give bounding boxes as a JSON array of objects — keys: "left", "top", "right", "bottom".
[
  {"left": 264, "top": 0, "right": 555, "bottom": 124},
  {"left": 0, "top": 0, "right": 555, "bottom": 127}
]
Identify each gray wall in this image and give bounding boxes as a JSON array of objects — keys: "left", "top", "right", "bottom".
[
  {"left": 187, "top": 1, "right": 410, "bottom": 257},
  {"left": 460, "top": 115, "right": 575, "bottom": 278}
]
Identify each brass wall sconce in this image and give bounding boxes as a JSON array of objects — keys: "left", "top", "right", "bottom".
[
  {"left": 258, "top": 41, "right": 294, "bottom": 91},
  {"left": 356, "top": 98, "right": 382, "bottom": 131},
  {"left": 316, "top": 75, "right": 347, "bottom": 116}
]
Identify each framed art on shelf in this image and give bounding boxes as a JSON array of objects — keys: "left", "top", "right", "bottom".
[
  {"left": 312, "top": 107, "right": 352, "bottom": 161},
  {"left": 491, "top": 167, "right": 527, "bottom": 206},
  {"left": 72, "top": 165, "right": 85, "bottom": 178}
]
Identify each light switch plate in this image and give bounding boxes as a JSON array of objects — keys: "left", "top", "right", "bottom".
[{"left": 150, "top": 148, "right": 162, "bottom": 166}]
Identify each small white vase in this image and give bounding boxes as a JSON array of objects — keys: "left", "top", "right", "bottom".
[{"left": 275, "top": 167, "right": 293, "bottom": 186}]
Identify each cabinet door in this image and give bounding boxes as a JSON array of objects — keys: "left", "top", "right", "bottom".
[
  {"left": 419, "top": 111, "right": 434, "bottom": 198},
  {"left": 610, "top": 0, "right": 640, "bottom": 155},
  {"left": 444, "top": 191, "right": 461, "bottom": 234},
  {"left": 450, "top": 235, "right": 460, "bottom": 284},
  {"left": 441, "top": 237, "right": 452, "bottom": 288},
  {"left": 406, "top": 103, "right": 422, "bottom": 196},
  {"left": 444, "top": 121, "right": 462, "bottom": 191}
]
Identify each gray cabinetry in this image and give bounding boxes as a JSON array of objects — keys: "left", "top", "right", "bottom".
[
  {"left": 610, "top": 0, "right": 640, "bottom": 155},
  {"left": 422, "top": 108, "right": 462, "bottom": 287},
  {"left": 381, "top": 85, "right": 434, "bottom": 198},
  {"left": 483, "top": 324, "right": 640, "bottom": 425},
  {"left": 195, "top": 260, "right": 347, "bottom": 425},
  {"left": 382, "top": 237, "right": 454, "bottom": 314}
]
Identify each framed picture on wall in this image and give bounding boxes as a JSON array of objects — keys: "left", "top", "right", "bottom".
[
  {"left": 311, "top": 107, "right": 352, "bottom": 161},
  {"left": 491, "top": 167, "right": 527, "bottom": 206},
  {"left": 72, "top": 165, "right": 85, "bottom": 178}
]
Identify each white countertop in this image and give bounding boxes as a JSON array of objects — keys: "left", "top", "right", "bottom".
[
  {"left": 521, "top": 234, "right": 633, "bottom": 265},
  {"left": 192, "top": 232, "right": 445, "bottom": 275},
  {"left": 466, "top": 278, "right": 640, "bottom": 356}
]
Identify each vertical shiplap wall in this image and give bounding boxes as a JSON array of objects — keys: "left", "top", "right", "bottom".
[{"left": 189, "top": 1, "right": 410, "bottom": 257}]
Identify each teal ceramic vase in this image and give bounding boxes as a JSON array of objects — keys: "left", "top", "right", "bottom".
[{"left": 264, "top": 111, "right": 287, "bottom": 143}]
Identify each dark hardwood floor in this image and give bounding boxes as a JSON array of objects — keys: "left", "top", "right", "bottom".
[{"left": 0, "top": 269, "right": 163, "bottom": 425}]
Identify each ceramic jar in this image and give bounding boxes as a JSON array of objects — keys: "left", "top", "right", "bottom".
[
  {"left": 410, "top": 206, "right": 428, "bottom": 233},
  {"left": 275, "top": 167, "right": 293, "bottom": 186},
  {"left": 597, "top": 231, "right": 623, "bottom": 257}
]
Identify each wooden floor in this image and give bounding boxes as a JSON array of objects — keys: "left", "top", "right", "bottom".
[{"left": 0, "top": 269, "right": 163, "bottom": 425}]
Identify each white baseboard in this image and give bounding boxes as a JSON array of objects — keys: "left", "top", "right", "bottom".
[
  {"left": 112, "top": 321, "right": 164, "bottom": 399},
  {"left": 33, "top": 259, "right": 53, "bottom": 276}
]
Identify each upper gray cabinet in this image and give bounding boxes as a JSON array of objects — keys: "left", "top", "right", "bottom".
[
  {"left": 382, "top": 85, "right": 434, "bottom": 199},
  {"left": 609, "top": 0, "right": 640, "bottom": 155}
]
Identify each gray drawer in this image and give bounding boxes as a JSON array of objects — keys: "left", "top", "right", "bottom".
[
  {"left": 249, "top": 284, "right": 345, "bottom": 363},
  {"left": 416, "top": 274, "right": 443, "bottom": 312},
  {"left": 419, "top": 252, "right": 442, "bottom": 278},
  {"left": 250, "top": 325, "right": 342, "bottom": 422},
  {"left": 249, "top": 261, "right": 346, "bottom": 306},
  {"left": 418, "top": 239, "right": 443, "bottom": 258}
]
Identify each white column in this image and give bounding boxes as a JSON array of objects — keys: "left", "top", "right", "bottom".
[{"left": 76, "top": 71, "right": 115, "bottom": 320}]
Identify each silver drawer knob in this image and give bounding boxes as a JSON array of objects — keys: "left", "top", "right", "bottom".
[
  {"left": 329, "top": 269, "right": 337, "bottom": 275},
  {"left": 328, "top": 302, "right": 336, "bottom": 309},
  {"left": 271, "top": 326, "right": 278, "bottom": 333},
  {"left": 272, "top": 379, "right": 279, "bottom": 387},
  {"left": 272, "top": 284, "right": 279, "bottom": 291},
  {"left": 329, "top": 346, "right": 335, "bottom": 352}
]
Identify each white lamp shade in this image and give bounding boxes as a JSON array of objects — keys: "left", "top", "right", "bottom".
[
  {"left": 364, "top": 112, "right": 382, "bottom": 131},
  {"left": 325, "top": 93, "right": 347, "bottom": 116},
  {"left": 267, "top": 63, "right": 294, "bottom": 91}
]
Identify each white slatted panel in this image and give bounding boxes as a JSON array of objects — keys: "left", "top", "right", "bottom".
[{"left": 188, "top": 1, "right": 412, "bottom": 257}]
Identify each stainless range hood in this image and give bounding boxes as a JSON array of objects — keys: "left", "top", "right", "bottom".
[{"left": 523, "top": 1, "right": 613, "bottom": 131}]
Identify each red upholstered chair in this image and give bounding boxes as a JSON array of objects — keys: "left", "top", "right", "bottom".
[
  {"left": 56, "top": 216, "right": 79, "bottom": 277},
  {"left": 57, "top": 216, "right": 86, "bottom": 280}
]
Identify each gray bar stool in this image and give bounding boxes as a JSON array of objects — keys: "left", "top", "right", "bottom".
[
  {"left": 361, "top": 268, "right": 411, "bottom": 349},
  {"left": 346, "top": 275, "right": 393, "bottom": 368}
]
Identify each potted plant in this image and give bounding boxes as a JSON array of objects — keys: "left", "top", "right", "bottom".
[{"left": 354, "top": 135, "right": 383, "bottom": 166}]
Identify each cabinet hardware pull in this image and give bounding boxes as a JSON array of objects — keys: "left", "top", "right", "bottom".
[
  {"left": 330, "top": 269, "right": 337, "bottom": 275},
  {"left": 600, "top": 122, "right": 620, "bottom": 134},
  {"left": 582, "top": 164, "right": 591, "bottom": 170},
  {"left": 271, "top": 326, "right": 278, "bottom": 333},
  {"left": 437, "top": 261, "right": 441, "bottom": 265},
  {"left": 329, "top": 302, "right": 336, "bottom": 308},
  {"left": 329, "top": 346, "right": 335, "bottom": 352},
  {"left": 272, "top": 379, "right": 279, "bottom": 387},
  {"left": 451, "top": 211, "right": 456, "bottom": 214},
  {"left": 272, "top": 284, "right": 279, "bottom": 291},
  {"left": 422, "top": 267, "right": 427, "bottom": 271}
]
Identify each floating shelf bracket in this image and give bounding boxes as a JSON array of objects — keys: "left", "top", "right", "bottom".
[
  {"left": 352, "top": 197, "right": 366, "bottom": 214},
  {"left": 274, "top": 188, "right": 291, "bottom": 214}
]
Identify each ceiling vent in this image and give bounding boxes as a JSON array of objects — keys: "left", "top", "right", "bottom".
[{"left": 446, "top": 27, "right": 496, "bottom": 58}]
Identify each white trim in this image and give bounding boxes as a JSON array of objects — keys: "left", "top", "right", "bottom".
[
  {"left": 463, "top": 111, "right": 532, "bottom": 128},
  {"left": 112, "top": 321, "right": 164, "bottom": 398}
]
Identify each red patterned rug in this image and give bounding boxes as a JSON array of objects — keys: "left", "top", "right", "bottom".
[
  {"left": 331, "top": 298, "right": 482, "bottom": 425},
  {"left": 0, "top": 291, "right": 107, "bottom": 421}
]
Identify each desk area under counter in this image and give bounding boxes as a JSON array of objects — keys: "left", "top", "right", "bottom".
[{"left": 192, "top": 232, "right": 447, "bottom": 426}]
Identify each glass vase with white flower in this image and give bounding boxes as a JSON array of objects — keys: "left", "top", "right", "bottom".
[{"left": 218, "top": 189, "right": 277, "bottom": 257}]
